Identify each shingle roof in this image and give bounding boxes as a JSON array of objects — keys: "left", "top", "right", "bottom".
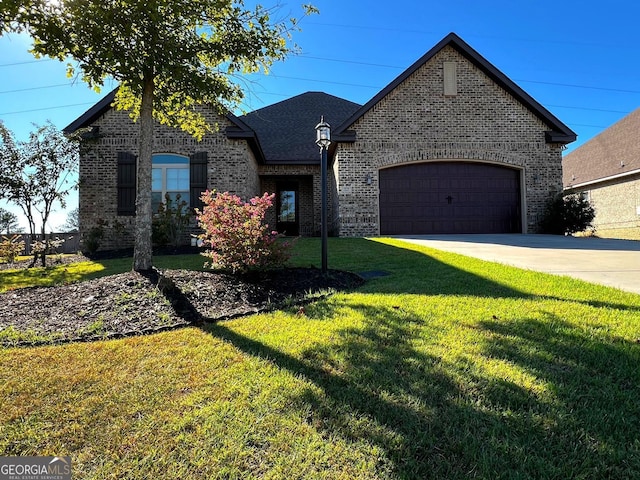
[
  {"left": 563, "top": 107, "right": 640, "bottom": 188},
  {"left": 334, "top": 32, "right": 577, "bottom": 145},
  {"left": 240, "top": 92, "right": 361, "bottom": 164}
]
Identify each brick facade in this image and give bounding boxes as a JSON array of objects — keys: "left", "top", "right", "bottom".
[
  {"left": 333, "top": 46, "right": 564, "bottom": 236},
  {"left": 79, "top": 107, "right": 260, "bottom": 250},
  {"left": 580, "top": 175, "right": 640, "bottom": 235},
  {"left": 75, "top": 34, "right": 573, "bottom": 247}
]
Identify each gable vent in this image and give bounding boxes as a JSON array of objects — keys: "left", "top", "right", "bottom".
[{"left": 444, "top": 62, "right": 457, "bottom": 96}]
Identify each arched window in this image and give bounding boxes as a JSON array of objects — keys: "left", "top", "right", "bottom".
[{"left": 152, "top": 154, "right": 190, "bottom": 212}]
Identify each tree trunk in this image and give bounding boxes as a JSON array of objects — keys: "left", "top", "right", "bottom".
[
  {"left": 39, "top": 227, "right": 47, "bottom": 267},
  {"left": 133, "top": 76, "right": 155, "bottom": 271}
]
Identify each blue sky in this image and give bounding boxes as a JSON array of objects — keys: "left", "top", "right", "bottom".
[{"left": 1, "top": 0, "right": 640, "bottom": 230}]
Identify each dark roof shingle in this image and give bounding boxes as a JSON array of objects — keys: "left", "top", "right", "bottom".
[
  {"left": 563, "top": 107, "right": 640, "bottom": 188},
  {"left": 240, "top": 92, "right": 361, "bottom": 164}
]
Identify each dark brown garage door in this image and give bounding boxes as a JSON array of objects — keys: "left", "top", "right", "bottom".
[{"left": 379, "top": 162, "right": 521, "bottom": 234}]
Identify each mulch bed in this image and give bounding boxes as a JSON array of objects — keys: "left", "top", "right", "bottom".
[{"left": 0, "top": 267, "right": 364, "bottom": 347}]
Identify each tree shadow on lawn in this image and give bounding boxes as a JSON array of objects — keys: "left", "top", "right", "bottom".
[
  {"left": 206, "top": 305, "right": 640, "bottom": 479},
  {"left": 350, "top": 238, "right": 640, "bottom": 313},
  {"left": 197, "top": 240, "right": 640, "bottom": 478}
]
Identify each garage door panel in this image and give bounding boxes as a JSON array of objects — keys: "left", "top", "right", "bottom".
[{"left": 379, "top": 162, "right": 521, "bottom": 235}]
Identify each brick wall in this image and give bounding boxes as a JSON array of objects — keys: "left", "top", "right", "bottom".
[
  {"left": 582, "top": 174, "right": 640, "bottom": 233},
  {"left": 79, "top": 106, "right": 260, "bottom": 250},
  {"left": 334, "top": 46, "right": 564, "bottom": 236}
]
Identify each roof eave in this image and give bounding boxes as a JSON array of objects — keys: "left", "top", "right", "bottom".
[
  {"left": 225, "top": 114, "right": 266, "bottom": 164},
  {"left": 332, "top": 130, "right": 357, "bottom": 143},
  {"left": 564, "top": 167, "right": 640, "bottom": 190},
  {"left": 545, "top": 131, "right": 577, "bottom": 144},
  {"left": 63, "top": 88, "right": 118, "bottom": 134}
]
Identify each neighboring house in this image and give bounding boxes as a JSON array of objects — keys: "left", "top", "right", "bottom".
[
  {"left": 65, "top": 32, "right": 576, "bottom": 250},
  {"left": 563, "top": 108, "right": 640, "bottom": 238}
]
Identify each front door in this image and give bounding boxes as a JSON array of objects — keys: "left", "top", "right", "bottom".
[{"left": 276, "top": 182, "right": 299, "bottom": 236}]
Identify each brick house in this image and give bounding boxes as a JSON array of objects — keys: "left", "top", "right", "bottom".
[
  {"left": 563, "top": 108, "right": 640, "bottom": 238},
  {"left": 65, "top": 32, "right": 576, "bottom": 249}
]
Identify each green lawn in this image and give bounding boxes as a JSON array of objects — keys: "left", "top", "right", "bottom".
[
  {"left": 1, "top": 238, "right": 640, "bottom": 479},
  {"left": 0, "top": 254, "right": 207, "bottom": 293}
]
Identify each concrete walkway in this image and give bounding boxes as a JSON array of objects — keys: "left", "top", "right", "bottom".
[{"left": 394, "top": 234, "right": 640, "bottom": 295}]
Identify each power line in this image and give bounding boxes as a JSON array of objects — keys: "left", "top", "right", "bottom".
[
  {"left": 547, "top": 104, "right": 630, "bottom": 114},
  {"left": 295, "top": 54, "right": 640, "bottom": 95},
  {"left": 305, "top": 22, "right": 615, "bottom": 49},
  {"left": 0, "top": 101, "right": 95, "bottom": 116},
  {"left": 265, "top": 73, "right": 380, "bottom": 89},
  {"left": 515, "top": 79, "right": 640, "bottom": 94},
  {"left": 0, "top": 83, "right": 72, "bottom": 95},
  {"left": 0, "top": 58, "right": 55, "bottom": 67},
  {"left": 570, "top": 123, "right": 609, "bottom": 128},
  {"left": 0, "top": 54, "right": 637, "bottom": 110},
  {"left": 297, "top": 54, "right": 402, "bottom": 70}
]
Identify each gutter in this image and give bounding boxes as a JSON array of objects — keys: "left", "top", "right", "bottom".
[{"left": 565, "top": 168, "right": 640, "bottom": 190}]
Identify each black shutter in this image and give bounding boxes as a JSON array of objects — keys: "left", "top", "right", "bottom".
[
  {"left": 117, "top": 152, "right": 137, "bottom": 216},
  {"left": 190, "top": 151, "right": 208, "bottom": 212}
]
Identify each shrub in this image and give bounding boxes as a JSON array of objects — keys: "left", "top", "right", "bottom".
[
  {"left": 111, "top": 218, "right": 131, "bottom": 249},
  {"left": 197, "top": 191, "right": 292, "bottom": 273},
  {"left": 31, "top": 236, "right": 67, "bottom": 262},
  {"left": 0, "top": 235, "right": 25, "bottom": 263},
  {"left": 83, "top": 219, "right": 107, "bottom": 255},
  {"left": 540, "top": 192, "right": 595, "bottom": 235},
  {"left": 152, "top": 193, "right": 191, "bottom": 247}
]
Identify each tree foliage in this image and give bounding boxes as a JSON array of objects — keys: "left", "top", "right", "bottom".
[
  {"left": 3, "top": 0, "right": 316, "bottom": 271},
  {"left": 539, "top": 192, "right": 596, "bottom": 235},
  {"left": 0, "top": 122, "right": 80, "bottom": 266},
  {"left": 59, "top": 206, "right": 79, "bottom": 233},
  {"left": 0, "top": 208, "right": 20, "bottom": 234}
]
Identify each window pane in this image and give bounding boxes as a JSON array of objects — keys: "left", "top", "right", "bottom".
[
  {"left": 152, "top": 168, "right": 162, "bottom": 191},
  {"left": 151, "top": 192, "right": 163, "bottom": 213},
  {"left": 166, "top": 192, "right": 190, "bottom": 209},
  {"left": 166, "top": 168, "right": 189, "bottom": 190},
  {"left": 152, "top": 154, "right": 188, "bottom": 165},
  {"left": 278, "top": 190, "right": 296, "bottom": 222}
]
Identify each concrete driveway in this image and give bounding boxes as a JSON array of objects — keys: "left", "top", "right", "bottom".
[{"left": 394, "top": 234, "right": 640, "bottom": 295}]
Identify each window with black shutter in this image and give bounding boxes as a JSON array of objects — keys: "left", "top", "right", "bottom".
[
  {"left": 189, "top": 152, "right": 208, "bottom": 212},
  {"left": 117, "top": 151, "right": 207, "bottom": 216},
  {"left": 117, "top": 152, "right": 137, "bottom": 216}
]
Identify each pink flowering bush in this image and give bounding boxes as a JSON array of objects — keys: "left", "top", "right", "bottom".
[{"left": 197, "top": 190, "right": 293, "bottom": 273}]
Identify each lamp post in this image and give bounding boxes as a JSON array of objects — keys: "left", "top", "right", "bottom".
[{"left": 315, "top": 116, "right": 331, "bottom": 274}]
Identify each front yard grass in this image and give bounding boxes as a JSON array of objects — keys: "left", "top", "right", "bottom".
[
  {"left": 0, "top": 254, "right": 207, "bottom": 293},
  {"left": 1, "top": 238, "right": 639, "bottom": 479}
]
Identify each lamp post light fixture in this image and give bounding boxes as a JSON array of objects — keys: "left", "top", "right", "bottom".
[{"left": 315, "top": 116, "right": 331, "bottom": 274}]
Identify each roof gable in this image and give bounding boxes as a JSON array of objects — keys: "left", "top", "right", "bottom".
[
  {"left": 63, "top": 87, "right": 118, "bottom": 134},
  {"left": 334, "top": 32, "right": 576, "bottom": 144},
  {"left": 63, "top": 87, "right": 267, "bottom": 161},
  {"left": 563, "top": 107, "right": 640, "bottom": 188}
]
